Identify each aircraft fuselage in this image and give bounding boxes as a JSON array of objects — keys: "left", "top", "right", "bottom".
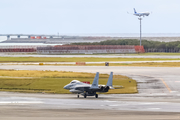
[{"left": 134, "top": 12, "right": 150, "bottom": 17}]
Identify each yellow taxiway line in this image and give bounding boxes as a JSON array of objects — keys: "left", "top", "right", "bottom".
[
  {"left": 130, "top": 74, "right": 172, "bottom": 93},
  {"left": 159, "top": 78, "right": 172, "bottom": 92}
]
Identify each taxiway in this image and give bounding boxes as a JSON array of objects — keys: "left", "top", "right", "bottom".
[{"left": 0, "top": 65, "right": 180, "bottom": 119}]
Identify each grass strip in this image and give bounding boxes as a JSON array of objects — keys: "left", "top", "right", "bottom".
[
  {"left": 0, "top": 57, "right": 179, "bottom": 62},
  {"left": 0, "top": 70, "right": 137, "bottom": 94}
]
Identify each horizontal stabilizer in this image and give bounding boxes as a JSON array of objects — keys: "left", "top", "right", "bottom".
[
  {"left": 90, "top": 72, "right": 99, "bottom": 89},
  {"left": 113, "top": 85, "right": 124, "bottom": 89}
]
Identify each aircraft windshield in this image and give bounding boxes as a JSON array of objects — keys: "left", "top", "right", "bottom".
[{"left": 70, "top": 80, "right": 79, "bottom": 84}]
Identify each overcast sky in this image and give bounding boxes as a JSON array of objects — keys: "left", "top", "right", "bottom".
[{"left": 0, "top": 0, "right": 180, "bottom": 35}]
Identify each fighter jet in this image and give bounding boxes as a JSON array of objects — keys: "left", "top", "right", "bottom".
[
  {"left": 133, "top": 8, "right": 150, "bottom": 17},
  {"left": 64, "top": 72, "right": 114, "bottom": 98}
]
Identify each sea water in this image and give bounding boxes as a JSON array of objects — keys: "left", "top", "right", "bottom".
[{"left": 0, "top": 33, "right": 180, "bottom": 46}]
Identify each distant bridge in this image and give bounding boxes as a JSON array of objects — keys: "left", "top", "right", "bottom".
[{"left": 0, "top": 34, "right": 78, "bottom": 40}]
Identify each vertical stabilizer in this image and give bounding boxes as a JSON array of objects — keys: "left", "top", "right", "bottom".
[
  {"left": 90, "top": 72, "right": 99, "bottom": 89},
  {"left": 106, "top": 72, "right": 113, "bottom": 87},
  {"left": 134, "top": 8, "right": 137, "bottom": 13}
]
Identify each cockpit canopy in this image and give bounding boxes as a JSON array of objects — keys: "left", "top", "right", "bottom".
[{"left": 70, "top": 80, "right": 80, "bottom": 84}]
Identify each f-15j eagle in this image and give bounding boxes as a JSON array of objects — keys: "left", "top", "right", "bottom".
[{"left": 64, "top": 72, "right": 114, "bottom": 98}]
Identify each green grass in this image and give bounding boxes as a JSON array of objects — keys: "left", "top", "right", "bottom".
[
  {"left": 0, "top": 70, "right": 137, "bottom": 94},
  {"left": 0, "top": 70, "right": 109, "bottom": 78},
  {"left": 0, "top": 57, "right": 179, "bottom": 62}
]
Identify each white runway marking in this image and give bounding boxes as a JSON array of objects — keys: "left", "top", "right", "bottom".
[
  {"left": 103, "top": 100, "right": 117, "bottom": 103},
  {"left": 139, "top": 103, "right": 155, "bottom": 105},
  {"left": 0, "top": 101, "right": 43, "bottom": 104},
  {"left": 170, "top": 91, "right": 178, "bottom": 93},
  {"left": 148, "top": 108, "right": 161, "bottom": 110},
  {"left": 69, "top": 104, "right": 81, "bottom": 106}
]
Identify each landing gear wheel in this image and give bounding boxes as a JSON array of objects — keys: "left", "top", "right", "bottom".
[
  {"left": 84, "top": 94, "right": 87, "bottom": 98},
  {"left": 95, "top": 94, "right": 98, "bottom": 98},
  {"left": 77, "top": 95, "right": 79, "bottom": 98}
]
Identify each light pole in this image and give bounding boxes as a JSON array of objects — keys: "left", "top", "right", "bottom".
[
  {"left": 138, "top": 17, "right": 142, "bottom": 46},
  {"left": 58, "top": 32, "right": 60, "bottom": 38}
]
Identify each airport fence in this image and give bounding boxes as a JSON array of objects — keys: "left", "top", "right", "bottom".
[
  {"left": 37, "top": 45, "right": 145, "bottom": 54},
  {"left": 0, "top": 45, "right": 147, "bottom": 53},
  {"left": 0, "top": 45, "right": 54, "bottom": 53},
  {"left": 145, "top": 49, "right": 180, "bottom": 53},
  {"left": 0, "top": 48, "right": 36, "bottom": 52}
]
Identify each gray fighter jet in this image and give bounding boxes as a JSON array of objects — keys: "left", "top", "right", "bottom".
[{"left": 64, "top": 72, "right": 114, "bottom": 98}]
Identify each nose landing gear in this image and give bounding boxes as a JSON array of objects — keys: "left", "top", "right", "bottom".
[
  {"left": 95, "top": 94, "right": 98, "bottom": 98},
  {"left": 84, "top": 94, "right": 87, "bottom": 98}
]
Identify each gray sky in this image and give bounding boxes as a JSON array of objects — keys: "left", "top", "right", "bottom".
[{"left": 0, "top": 0, "right": 180, "bottom": 35}]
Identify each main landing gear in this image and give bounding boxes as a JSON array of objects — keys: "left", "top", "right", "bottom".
[
  {"left": 83, "top": 93, "right": 98, "bottom": 98},
  {"left": 78, "top": 92, "right": 98, "bottom": 98}
]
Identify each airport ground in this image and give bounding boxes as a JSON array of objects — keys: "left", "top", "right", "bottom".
[{"left": 0, "top": 55, "right": 180, "bottom": 119}]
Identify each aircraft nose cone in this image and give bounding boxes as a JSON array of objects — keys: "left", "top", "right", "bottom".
[
  {"left": 64, "top": 84, "right": 70, "bottom": 90},
  {"left": 64, "top": 85, "right": 68, "bottom": 89}
]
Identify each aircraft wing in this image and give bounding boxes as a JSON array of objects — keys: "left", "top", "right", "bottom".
[{"left": 113, "top": 85, "right": 124, "bottom": 89}]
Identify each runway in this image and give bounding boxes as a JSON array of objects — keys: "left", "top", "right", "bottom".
[
  {"left": 1, "top": 92, "right": 180, "bottom": 112},
  {"left": 0, "top": 92, "right": 180, "bottom": 120},
  {"left": 0, "top": 65, "right": 180, "bottom": 119}
]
